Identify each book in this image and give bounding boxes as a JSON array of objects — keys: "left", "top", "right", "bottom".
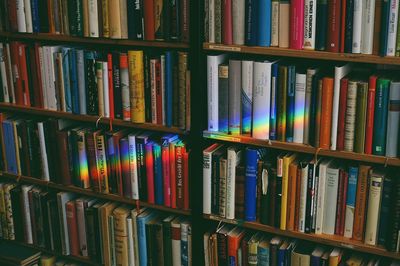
[
  {"left": 322, "top": 162, "right": 340, "bottom": 235},
  {"left": 278, "top": 0, "right": 290, "bottom": 48},
  {"left": 244, "top": 148, "right": 261, "bottom": 221},
  {"left": 293, "top": 72, "right": 306, "bottom": 143},
  {"left": 289, "top": 0, "right": 304, "bottom": 49},
  {"left": 303, "top": 0, "right": 317, "bottom": 49},
  {"left": 343, "top": 166, "right": 358, "bottom": 238},
  {"left": 385, "top": 80, "right": 400, "bottom": 157},
  {"left": 241, "top": 60, "right": 253, "bottom": 135},
  {"left": 319, "top": 77, "right": 334, "bottom": 149},
  {"left": 228, "top": 60, "right": 242, "bottom": 135},
  {"left": 353, "top": 165, "right": 371, "bottom": 241},
  {"left": 373, "top": 78, "right": 390, "bottom": 156}
]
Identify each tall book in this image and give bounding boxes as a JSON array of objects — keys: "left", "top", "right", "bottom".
[
  {"left": 228, "top": 60, "right": 242, "bottom": 135},
  {"left": 303, "top": 0, "right": 317, "bottom": 49},
  {"left": 244, "top": 148, "right": 261, "bottom": 221},
  {"left": 322, "top": 163, "right": 340, "bottom": 235},
  {"left": 343, "top": 166, "right": 358, "bottom": 238},
  {"left": 128, "top": 51, "right": 145, "bottom": 123},
  {"left": 353, "top": 165, "right": 371, "bottom": 241},
  {"left": 289, "top": 0, "right": 305, "bottom": 49},
  {"left": 241, "top": 60, "right": 253, "bottom": 135},
  {"left": 385, "top": 80, "right": 400, "bottom": 157}
]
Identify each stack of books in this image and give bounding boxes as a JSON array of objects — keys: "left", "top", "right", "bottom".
[
  {"left": 0, "top": 0, "right": 190, "bottom": 42},
  {"left": 0, "top": 115, "right": 190, "bottom": 209},
  {"left": 205, "top": 0, "right": 399, "bottom": 56},
  {"left": 204, "top": 224, "right": 399, "bottom": 265},
  {"left": 0, "top": 42, "right": 190, "bottom": 129},
  {"left": 0, "top": 241, "right": 41, "bottom": 266},
  {"left": 203, "top": 144, "right": 400, "bottom": 251},
  {"left": 0, "top": 185, "right": 192, "bottom": 265},
  {"left": 207, "top": 55, "right": 400, "bottom": 158}
]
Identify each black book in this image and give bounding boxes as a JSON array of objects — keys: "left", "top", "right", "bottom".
[
  {"left": 39, "top": 191, "right": 51, "bottom": 250},
  {"left": 0, "top": 241, "right": 41, "bottom": 266},
  {"left": 315, "top": 0, "right": 328, "bottom": 50},
  {"left": 24, "top": 47, "right": 35, "bottom": 107},
  {"left": 26, "top": 120, "right": 41, "bottom": 178},
  {"left": 344, "top": 0, "right": 354, "bottom": 53},
  {"left": 163, "top": 0, "right": 172, "bottom": 40},
  {"left": 85, "top": 51, "right": 99, "bottom": 115},
  {"left": 86, "top": 201, "right": 104, "bottom": 262},
  {"left": 308, "top": 72, "right": 321, "bottom": 146},
  {"left": 385, "top": 177, "right": 400, "bottom": 251},
  {"left": 43, "top": 119, "right": 60, "bottom": 183},
  {"left": 211, "top": 147, "right": 225, "bottom": 214},
  {"left": 130, "top": 0, "right": 144, "bottom": 40},
  {"left": 170, "top": 0, "right": 180, "bottom": 40},
  {"left": 146, "top": 221, "right": 157, "bottom": 266},
  {"left": 260, "top": 163, "right": 276, "bottom": 225},
  {"left": 38, "top": 0, "right": 49, "bottom": 33},
  {"left": 47, "top": 198, "right": 62, "bottom": 252},
  {"left": 15, "top": 120, "right": 29, "bottom": 176},
  {"left": 9, "top": 186, "right": 23, "bottom": 242},
  {"left": 112, "top": 52, "right": 122, "bottom": 119},
  {"left": 68, "top": 0, "right": 83, "bottom": 37},
  {"left": 378, "top": 176, "right": 393, "bottom": 246},
  {"left": 136, "top": 133, "right": 151, "bottom": 200},
  {"left": 305, "top": 160, "right": 316, "bottom": 233}
]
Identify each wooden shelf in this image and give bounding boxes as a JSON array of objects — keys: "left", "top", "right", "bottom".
[
  {"left": 0, "top": 172, "right": 191, "bottom": 216},
  {"left": 203, "top": 131, "right": 400, "bottom": 167},
  {"left": 203, "top": 43, "right": 400, "bottom": 65},
  {"left": 1, "top": 239, "right": 100, "bottom": 266},
  {"left": 0, "top": 31, "right": 189, "bottom": 49},
  {"left": 204, "top": 214, "right": 400, "bottom": 260},
  {"left": 0, "top": 103, "right": 188, "bottom": 135}
]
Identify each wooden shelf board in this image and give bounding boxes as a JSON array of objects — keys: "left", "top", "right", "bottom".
[
  {"left": 204, "top": 215, "right": 400, "bottom": 260},
  {"left": 0, "top": 103, "right": 187, "bottom": 135},
  {"left": 203, "top": 43, "right": 400, "bottom": 65},
  {"left": 0, "top": 172, "right": 191, "bottom": 216},
  {"left": 1, "top": 239, "right": 100, "bottom": 266},
  {"left": 0, "top": 31, "right": 189, "bottom": 49},
  {"left": 203, "top": 131, "right": 400, "bottom": 166}
]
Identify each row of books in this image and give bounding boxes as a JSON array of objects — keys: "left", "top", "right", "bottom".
[
  {"left": 0, "top": 42, "right": 190, "bottom": 129},
  {"left": 0, "top": 0, "right": 190, "bottom": 42},
  {"left": 204, "top": 224, "right": 399, "bottom": 266},
  {"left": 0, "top": 184, "right": 192, "bottom": 266},
  {"left": 205, "top": 0, "right": 398, "bottom": 56},
  {"left": 203, "top": 144, "right": 400, "bottom": 252},
  {"left": 207, "top": 55, "right": 400, "bottom": 158},
  {"left": 0, "top": 115, "right": 190, "bottom": 209}
]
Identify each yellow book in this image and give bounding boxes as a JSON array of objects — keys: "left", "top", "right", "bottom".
[
  {"left": 102, "top": 0, "right": 110, "bottom": 38},
  {"left": 328, "top": 248, "right": 343, "bottom": 266},
  {"left": 109, "top": 0, "right": 121, "bottom": 39},
  {"left": 82, "top": 0, "right": 90, "bottom": 37},
  {"left": 0, "top": 184, "right": 7, "bottom": 239},
  {"left": 40, "top": 255, "right": 56, "bottom": 266},
  {"left": 100, "top": 202, "right": 118, "bottom": 266},
  {"left": 128, "top": 51, "right": 145, "bottom": 123},
  {"left": 280, "top": 153, "right": 297, "bottom": 230}
]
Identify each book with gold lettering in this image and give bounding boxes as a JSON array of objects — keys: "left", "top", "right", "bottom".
[{"left": 128, "top": 51, "right": 145, "bottom": 123}]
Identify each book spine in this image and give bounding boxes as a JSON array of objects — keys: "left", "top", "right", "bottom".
[
  {"left": 120, "top": 138, "right": 132, "bottom": 198},
  {"left": 378, "top": 176, "right": 392, "bottom": 245},
  {"left": 360, "top": 0, "right": 376, "bottom": 54},
  {"left": 385, "top": 81, "right": 400, "bottom": 157},
  {"left": 228, "top": 60, "right": 242, "bottom": 135},
  {"left": 344, "top": 0, "right": 354, "bottom": 52},
  {"left": 119, "top": 0, "right": 128, "bottom": 39},
  {"left": 162, "top": 143, "right": 172, "bottom": 207},
  {"left": 75, "top": 200, "right": 89, "bottom": 257},
  {"left": 112, "top": 53, "right": 122, "bottom": 119},
  {"left": 319, "top": 77, "right": 334, "bottom": 149},
  {"left": 277, "top": 66, "right": 287, "bottom": 141},
  {"left": 286, "top": 66, "right": 296, "bottom": 142},
  {"left": 128, "top": 51, "right": 145, "bottom": 123},
  {"left": 344, "top": 167, "right": 358, "bottom": 238},
  {"left": 303, "top": 0, "right": 317, "bottom": 49},
  {"left": 343, "top": 81, "right": 358, "bottom": 152},
  {"left": 289, "top": 0, "right": 305, "bottom": 49},
  {"left": 352, "top": 0, "right": 363, "bottom": 53},
  {"left": 269, "top": 63, "right": 278, "bottom": 140},
  {"left": 372, "top": 79, "right": 390, "bottom": 155},
  {"left": 244, "top": 149, "right": 259, "bottom": 221},
  {"left": 119, "top": 54, "right": 130, "bottom": 121},
  {"left": 88, "top": 0, "right": 99, "bottom": 37},
  {"left": 165, "top": 52, "right": 174, "bottom": 127},
  {"left": 219, "top": 158, "right": 227, "bottom": 217},
  {"left": 176, "top": 145, "right": 185, "bottom": 209},
  {"left": 16, "top": 0, "right": 27, "bottom": 32},
  {"left": 336, "top": 78, "right": 348, "bottom": 151},
  {"left": 258, "top": 0, "right": 272, "bottom": 46},
  {"left": 241, "top": 61, "right": 253, "bottom": 135},
  {"left": 145, "top": 143, "right": 155, "bottom": 204},
  {"left": 315, "top": 0, "right": 328, "bottom": 50},
  {"left": 354, "top": 82, "right": 368, "bottom": 153},
  {"left": 353, "top": 166, "right": 370, "bottom": 241},
  {"left": 144, "top": 0, "right": 155, "bottom": 40},
  {"left": 365, "top": 173, "right": 384, "bottom": 245},
  {"left": 232, "top": 0, "right": 246, "bottom": 45},
  {"left": 107, "top": 54, "right": 114, "bottom": 118},
  {"left": 245, "top": 0, "right": 259, "bottom": 46},
  {"left": 222, "top": 0, "right": 233, "bottom": 44},
  {"left": 218, "top": 65, "right": 229, "bottom": 133},
  {"left": 270, "top": 0, "right": 280, "bottom": 46},
  {"left": 278, "top": 1, "right": 290, "bottom": 48},
  {"left": 386, "top": 0, "right": 399, "bottom": 56},
  {"left": 322, "top": 167, "right": 339, "bottom": 235},
  {"left": 153, "top": 143, "right": 163, "bottom": 205},
  {"left": 66, "top": 201, "right": 80, "bottom": 256}
]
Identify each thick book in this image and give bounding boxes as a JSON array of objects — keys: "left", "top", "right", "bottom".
[
  {"left": 344, "top": 80, "right": 358, "bottom": 152},
  {"left": 289, "top": 0, "right": 305, "bottom": 49},
  {"left": 352, "top": 165, "right": 371, "bottom": 241},
  {"left": 352, "top": 0, "right": 363, "bottom": 53},
  {"left": 244, "top": 148, "right": 261, "bottom": 221},
  {"left": 319, "top": 77, "right": 334, "bottom": 149},
  {"left": 315, "top": 0, "right": 328, "bottom": 50},
  {"left": 232, "top": 0, "right": 246, "bottom": 45},
  {"left": 377, "top": 175, "right": 392, "bottom": 246},
  {"left": 372, "top": 78, "right": 390, "bottom": 155},
  {"left": 277, "top": 66, "right": 288, "bottom": 141},
  {"left": 385, "top": 80, "right": 400, "bottom": 157},
  {"left": 354, "top": 81, "right": 369, "bottom": 153},
  {"left": 293, "top": 72, "right": 306, "bottom": 143},
  {"left": 322, "top": 163, "right": 340, "bottom": 235},
  {"left": 218, "top": 64, "right": 229, "bottom": 133},
  {"left": 258, "top": 0, "right": 271, "bottom": 46},
  {"left": 241, "top": 60, "right": 253, "bottom": 135},
  {"left": 245, "top": 0, "right": 259, "bottom": 46},
  {"left": 203, "top": 144, "right": 223, "bottom": 214},
  {"left": 222, "top": 0, "right": 233, "bottom": 44},
  {"left": 228, "top": 60, "right": 242, "bottom": 135},
  {"left": 343, "top": 166, "right": 358, "bottom": 238}
]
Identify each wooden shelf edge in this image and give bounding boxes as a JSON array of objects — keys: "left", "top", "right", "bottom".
[
  {"left": 0, "top": 172, "right": 191, "bottom": 216},
  {"left": 203, "top": 43, "right": 400, "bottom": 65},
  {"left": 0, "top": 32, "right": 190, "bottom": 49},
  {"left": 204, "top": 214, "right": 400, "bottom": 260},
  {"left": 203, "top": 131, "right": 400, "bottom": 167},
  {"left": 0, "top": 103, "right": 188, "bottom": 135},
  {"left": 1, "top": 239, "right": 100, "bottom": 266}
]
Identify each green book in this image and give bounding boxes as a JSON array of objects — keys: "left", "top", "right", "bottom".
[{"left": 354, "top": 81, "right": 369, "bottom": 153}]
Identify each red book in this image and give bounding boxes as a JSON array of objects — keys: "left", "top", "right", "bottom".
[
  {"left": 145, "top": 142, "right": 155, "bottom": 204},
  {"left": 170, "top": 142, "right": 177, "bottom": 208},
  {"left": 66, "top": 200, "right": 80, "bottom": 256},
  {"left": 30, "top": 45, "right": 43, "bottom": 108},
  {"left": 227, "top": 228, "right": 246, "bottom": 264},
  {"left": 339, "top": 0, "right": 347, "bottom": 53},
  {"left": 162, "top": 144, "right": 171, "bottom": 207},
  {"left": 107, "top": 54, "right": 115, "bottom": 119},
  {"left": 7, "top": 0, "right": 18, "bottom": 32},
  {"left": 289, "top": 0, "right": 305, "bottom": 49},
  {"left": 176, "top": 145, "right": 185, "bottom": 209},
  {"left": 183, "top": 149, "right": 190, "bottom": 210},
  {"left": 326, "top": 0, "right": 342, "bottom": 52},
  {"left": 335, "top": 169, "right": 345, "bottom": 235},
  {"left": 339, "top": 170, "right": 348, "bottom": 236},
  {"left": 17, "top": 44, "right": 31, "bottom": 106},
  {"left": 336, "top": 78, "right": 348, "bottom": 151},
  {"left": 155, "top": 60, "right": 163, "bottom": 125},
  {"left": 222, "top": 0, "right": 233, "bottom": 44},
  {"left": 9, "top": 42, "right": 23, "bottom": 105},
  {"left": 365, "top": 75, "right": 377, "bottom": 154},
  {"left": 143, "top": 0, "right": 155, "bottom": 40}
]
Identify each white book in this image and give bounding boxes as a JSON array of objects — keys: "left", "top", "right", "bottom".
[
  {"left": 330, "top": 63, "right": 352, "bottom": 150},
  {"left": 203, "top": 231, "right": 211, "bottom": 266},
  {"left": 16, "top": 0, "right": 27, "bottom": 32},
  {"left": 386, "top": 81, "right": 400, "bottom": 157},
  {"left": 150, "top": 59, "right": 157, "bottom": 124},
  {"left": 57, "top": 192, "right": 76, "bottom": 255},
  {"left": 203, "top": 144, "right": 223, "bottom": 214},
  {"left": 5, "top": 44, "right": 15, "bottom": 104},
  {"left": 315, "top": 160, "right": 331, "bottom": 234},
  {"left": 364, "top": 172, "right": 384, "bottom": 245},
  {"left": 38, "top": 47, "right": 47, "bottom": 109},
  {"left": 252, "top": 61, "right": 274, "bottom": 140},
  {"left": 46, "top": 46, "right": 61, "bottom": 110},
  {"left": 161, "top": 55, "right": 166, "bottom": 126},
  {"left": 344, "top": 167, "right": 358, "bottom": 238},
  {"left": 209, "top": 0, "right": 215, "bottom": 43},
  {"left": 127, "top": 217, "right": 136, "bottom": 266},
  {"left": 23, "top": 0, "right": 33, "bottom": 32},
  {"left": 226, "top": 147, "right": 242, "bottom": 219},
  {"left": 207, "top": 54, "right": 227, "bottom": 131},
  {"left": 21, "top": 185, "right": 33, "bottom": 244},
  {"left": 241, "top": 60, "right": 253, "bottom": 134},
  {"left": 352, "top": 0, "right": 363, "bottom": 53},
  {"left": 271, "top": 1, "right": 280, "bottom": 46},
  {"left": 232, "top": 0, "right": 245, "bottom": 45},
  {"left": 303, "top": 0, "right": 317, "bottom": 50},
  {"left": 102, "top": 62, "right": 110, "bottom": 117},
  {"left": 387, "top": 0, "right": 399, "bottom": 56},
  {"left": 88, "top": 0, "right": 99, "bottom": 37},
  {"left": 298, "top": 161, "right": 309, "bottom": 233},
  {"left": 322, "top": 164, "right": 340, "bottom": 235},
  {"left": 37, "top": 122, "right": 50, "bottom": 181},
  {"left": 293, "top": 73, "right": 306, "bottom": 143},
  {"left": 75, "top": 198, "right": 95, "bottom": 257},
  {"left": 172, "top": 219, "right": 182, "bottom": 266},
  {"left": 76, "top": 50, "right": 87, "bottom": 114},
  {"left": 360, "top": 0, "right": 376, "bottom": 54},
  {"left": 128, "top": 134, "right": 139, "bottom": 199},
  {"left": 0, "top": 44, "right": 10, "bottom": 103}
]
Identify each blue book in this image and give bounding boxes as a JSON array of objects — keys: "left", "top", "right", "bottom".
[
  {"left": 345, "top": 166, "right": 358, "bottom": 234},
  {"left": 373, "top": 79, "right": 390, "bottom": 156},
  {"left": 137, "top": 211, "right": 158, "bottom": 266},
  {"left": 31, "top": 0, "right": 40, "bottom": 32},
  {"left": 277, "top": 243, "right": 287, "bottom": 266},
  {"left": 258, "top": 0, "right": 271, "bottom": 46},
  {"left": 61, "top": 48, "right": 72, "bottom": 113},
  {"left": 380, "top": 0, "right": 391, "bottom": 56},
  {"left": 285, "top": 65, "right": 296, "bottom": 142},
  {"left": 2, "top": 120, "right": 17, "bottom": 174},
  {"left": 68, "top": 49, "right": 80, "bottom": 114},
  {"left": 378, "top": 176, "right": 393, "bottom": 245},
  {"left": 257, "top": 238, "right": 270, "bottom": 266},
  {"left": 245, "top": 0, "right": 259, "bottom": 46},
  {"left": 269, "top": 62, "right": 279, "bottom": 140},
  {"left": 244, "top": 148, "right": 260, "bottom": 221},
  {"left": 165, "top": 52, "right": 174, "bottom": 127},
  {"left": 181, "top": 222, "right": 190, "bottom": 266},
  {"left": 153, "top": 143, "right": 163, "bottom": 205}
]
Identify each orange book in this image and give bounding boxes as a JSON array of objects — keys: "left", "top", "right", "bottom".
[
  {"left": 66, "top": 200, "right": 80, "bottom": 256},
  {"left": 319, "top": 77, "right": 334, "bottom": 149},
  {"left": 286, "top": 159, "right": 299, "bottom": 231},
  {"left": 227, "top": 227, "right": 246, "bottom": 264},
  {"left": 47, "top": 0, "right": 55, "bottom": 33},
  {"left": 352, "top": 165, "right": 371, "bottom": 241}
]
